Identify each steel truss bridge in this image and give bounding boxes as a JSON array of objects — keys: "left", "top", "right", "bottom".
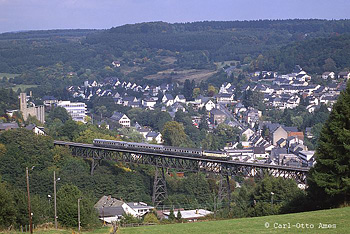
[{"left": 54, "top": 140, "right": 309, "bottom": 208}]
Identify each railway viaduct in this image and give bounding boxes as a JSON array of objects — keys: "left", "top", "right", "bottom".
[{"left": 54, "top": 140, "right": 309, "bottom": 208}]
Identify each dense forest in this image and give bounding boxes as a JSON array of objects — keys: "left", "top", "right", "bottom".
[{"left": 258, "top": 34, "right": 350, "bottom": 73}]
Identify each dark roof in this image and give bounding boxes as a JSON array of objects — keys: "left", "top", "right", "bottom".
[
  {"left": 338, "top": 72, "right": 350, "bottom": 76},
  {"left": 0, "top": 123, "right": 19, "bottom": 130},
  {"left": 97, "top": 207, "right": 125, "bottom": 217},
  {"left": 123, "top": 96, "right": 136, "bottom": 102},
  {"left": 210, "top": 109, "right": 226, "bottom": 116},
  {"left": 146, "top": 132, "right": 159, "bottom": 138},
  {"left": 265, "top": 123, "right": 280, "bottom": 132},
  {"left": 293, "top": 65, "right": 303, "bottom": 73},
  {"left": 164, "top": 94, "right": 174, "bottom": 100},
  {"left": 253, "top": 147, "right": 265, "bottom": 154},
  {"left": 25, "top": 124, "right": 36, "bottom": 131},
  {"left": 283, "top": 126, "right": 299, "bottom": 132},
  {"left": 276, "top": 138, "right": 286, "bottom": 145},
  {"left": 42, "top": 96, "right": 57, "bottom": 101},
  {"left": 110, "top": 112, "right": 126, "bottom": 121},
  {"left": 94, "top": 195, "right": 124, "bottom": 209}
]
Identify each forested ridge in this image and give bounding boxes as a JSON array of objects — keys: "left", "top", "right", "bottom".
[
  {"left": 258, "top": 34, "right": 350, "bottom": 73},
  {"left": 2, "top": 19, "right": 350, "bottom": 76}
]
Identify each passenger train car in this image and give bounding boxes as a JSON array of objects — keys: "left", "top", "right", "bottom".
[{"left": 93, "top": 139, "right": 228, "bottom": 160}]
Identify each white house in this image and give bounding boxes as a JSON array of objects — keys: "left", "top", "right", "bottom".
[
  {"left": 146, "top": 132, "right": 162, "bottom": 143},
  {"left": 162, "top": 94, "right": 174, "bottom": 106},
  {"left": 94, "top": 196, "right": 154, "bottom": 223},
  {"left": 174, "top": 95, "right": 186, "bottom": 104},
  {"left": 205, "top": 100, "right": 216, "bottom": 111},
  {"left": 338, "top": 72, "right": 350, "bottom": 80},
  {"left": 110, "top": 112, "right": 130, "bottom": 127},
  {"left": 25, "top": 124, "right": 46, "bottom": 135},
  {"left": 241, "top": 128, "right": 255, "bottom": 140},
  {"left": 322, "top": 72, "right": 335, "bottom": 79},
  {"left": 142, "top": 98, "right": 157, "bottom": 109}
]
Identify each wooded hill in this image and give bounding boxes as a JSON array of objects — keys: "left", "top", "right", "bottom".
[
  {"left": 256, "top": 34, "right": 350, "bottom": 74},
  {"left": 0, "top": 19, "right": 350, "bottom": 100}
]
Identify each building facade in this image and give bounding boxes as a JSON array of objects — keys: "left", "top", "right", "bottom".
[{"left": 57, "top": 101, "right": 87, "bottom": 123}]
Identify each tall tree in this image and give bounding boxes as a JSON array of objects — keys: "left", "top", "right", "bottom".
[
  {"left": 308, "top": 81, "right": 350, "bottom": 207},
  {"left": 161, "top": 121, "right": 191, "bottom": 147}
]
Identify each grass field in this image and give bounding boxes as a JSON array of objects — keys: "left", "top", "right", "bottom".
[
  {"left": 121, "top": 206, "right": 350, "bottom": 234},
  {"left": 11, "top": 85, "right": 38, "bottom": 92},
  {"left": 0, "top": 226, "right": 110, "bottom": 234},
  {"left": 0, "top": 73, "right": 20, "bottom": 79}
]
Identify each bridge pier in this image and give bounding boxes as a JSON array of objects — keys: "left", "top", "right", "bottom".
[
  {"left": 218, "top": 174, "right": 231, "bottom": 211},
  {"left": 152, "top": 167, "right": 167, "bottom": 208},
  {"left": 90, "top": 158, "right": 100, "bottom": 176}
]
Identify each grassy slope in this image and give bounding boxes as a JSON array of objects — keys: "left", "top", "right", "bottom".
[{"left": 121, "top": 207, "right": 350, "bottom": 234}]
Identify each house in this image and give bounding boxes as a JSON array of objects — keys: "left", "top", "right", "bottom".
[
  {"left": 338, "top": 72, "right": 350, "bottom": 80},
  {"left": 142, "top": 98, "right": 157, "bottom": 109},
  {"left": 146, "top": 132, "right": 162, "bottom": 143},
  {"left": 305, "top": 127, "right": 313, "bottom": 139},
  {"left": 42, "top": 96, "right": 58, "bottom": 106},
  {"left": 126, "top": 202, "right": 154, "bottom": 218},
  {"left": 298, "top": 150, "right": 315, "bottom": 163},
  {"left": 94, "top": 195, "right": 154, "bottom": 223},
  {"left": 0, "top": 122, "right": 19, "bottom": 131},
  {"left": 162, "top": 94, "right": 174, "bottom": 106},
  {"left": 137, "top": 127, "right": 151, "bottom": 138},
  {"left": 112, "top": 61, "right": 121, "bottom": 67},
  {"left": 204, "top": 100, "right": 216, "bottom": 111},
  {"left": 322, "top": 72, "right": 335, "bottom": 79},
  {"left": 110, "top": 112, "right": 130, "bottom": 127},
  {"left": 241, "top": 128, "right": 255, "bottom": 140},
  {"left": 270, "top": 148, "right": 287, "bottom": 165},
  {"left": 163, "top": 209, "right": 212, "bottom": 222},
  {"left": 234, "top": 102, "right": 247, "bottom": 114},
  {"left": 209, "top": 109, "right": 226, "bottom": 125},
  {"left": 270, "top": 125, "right": 303, "bottom": 146},
  {"left": 174, "top": 95, "right": 186, "bottom": 104},
  {"left": 253, "top": 147, "right": 268, "bottom": 159},
  {"left": 216, "top": 93, "right": 234, "bottom": 104},
  {"left": 271, "top": 126, "right": 288, "bottom": 145},
  {"left": 122, "top": 96, "right": 138, "bottom": 106},
  {"left": 171, "top": 102, "right": 186, "bottom": 112},
  {"left": 281, "top": 154, "right": 302, "bottom": 167},
  {"left": 244, "top": 108, "right": 261, "bottom": 126},
  {"left": 25, "top": 124, "right": 46, "bottom": 135}
]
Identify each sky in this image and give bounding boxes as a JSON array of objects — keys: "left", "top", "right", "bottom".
[{"left": 0, "top": 0, "right": 349, "bottom": 33}]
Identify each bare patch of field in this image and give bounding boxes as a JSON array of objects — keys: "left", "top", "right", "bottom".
[
  {"left": 144, "top": 69, "right": 217, "bottom": 83},
  {"left": 120, "top": 66, "right": 142, "bottom": 75}
]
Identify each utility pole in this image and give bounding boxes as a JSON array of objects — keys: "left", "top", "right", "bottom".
[
  {"left": 26, "top": 167, "right": 33, "bottom": 234},
  {"left": 78, "top": 197, "right": 82, "bottom": 232},
  {"left": 271, "top": 192, "right": 274, "bottom": 205},
  {"left": 54, "top": 171, "right": 57, "bottom": 229}
]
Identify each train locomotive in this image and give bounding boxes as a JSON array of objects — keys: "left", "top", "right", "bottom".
[{"left": 93, "top": 139, "right": 228, "bottom": 160}]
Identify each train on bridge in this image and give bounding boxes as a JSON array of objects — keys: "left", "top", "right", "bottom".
[{"left": 93, "top": 139, "right": 229, "bottom": 160}]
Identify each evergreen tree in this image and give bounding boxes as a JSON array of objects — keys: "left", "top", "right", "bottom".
[
  {"left": 176, "top": 210, "right": 182, "bottom": 221},
  {"left": 168, "top": 207, "right": 175, "bottom": 221},
  {"left": 308, "top": 81, "right": 350, "bottom": 207}
]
